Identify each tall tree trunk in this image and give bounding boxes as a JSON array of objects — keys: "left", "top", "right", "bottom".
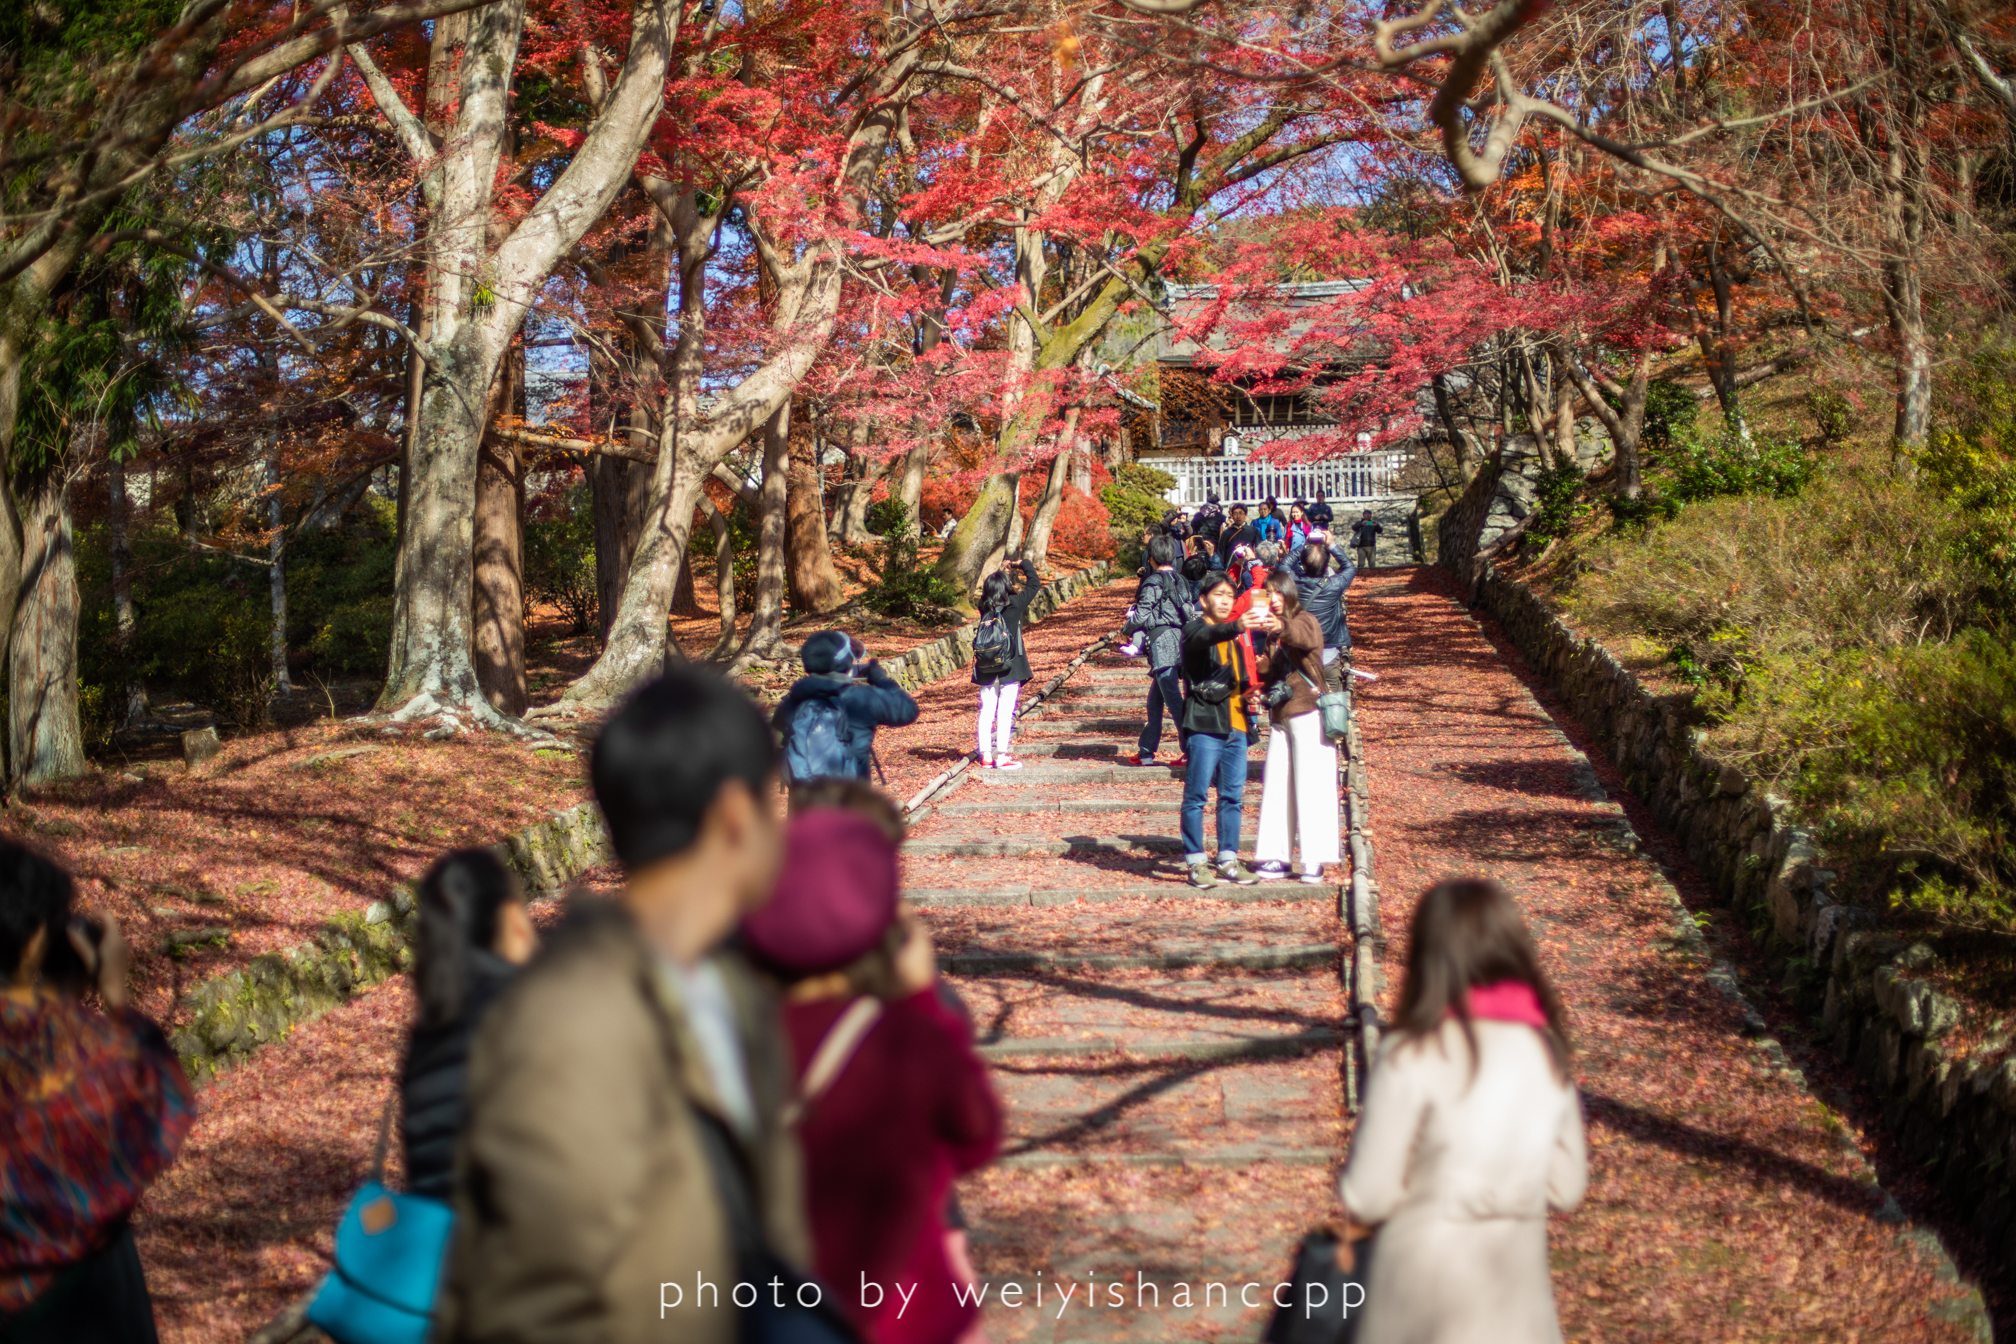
[
  {"left": 1023, "top": 441, "right": 1076, "bottom": 571},
  {"left": 266, "top": 444, "right": 294, "bottom": 693},
  {"left": 939, "top": 471, "right": 1019, "bottom": 607},
  {"left": 108, "top": 454, "right": 146, "bottom": 724},
  {"left": 895, "top": 442, "right": 930, "bottom": 525},
  {"left": 9, "top": 476, "right": 84, "bottom": 787},
  {"left": 471, "top": 437, "right": 527, "bottom": 715},
  {"left": 835, "top": 426, "right": 885, "bottom": 545},
  {"left": 1880, "top": 80, "right": 1932, "bottom": 453},
  {"left": 1695, "top": 236, "right": 1750, "bottom": 442},
  {"left": 699, "top": 492, "right": 738, "bottom": 662},
  {"left": 1431, "top": 373, "right": 1483, "bottom": 484},
  {"left": 371, "top": 0, "right": 679, "bottom": 721},
  {"left": 785, "top": 407, "right": 842, "bottom": 613},
  {"left": 591, "top": 454, "right": 644, "bottom": 638},
  {"left": 737, "top": 405, "right": 791, "bottom": 663}
]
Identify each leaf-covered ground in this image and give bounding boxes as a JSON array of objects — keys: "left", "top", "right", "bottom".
[
  {"left": 0, "top": 730, "right": 591, "bottom": 1030},
  {"left": 1351, "top": 565, "right": 1988, "bottom": 1342},
  {"left": 129, "top": 574, "right": 1134, "bottom": 1344}
]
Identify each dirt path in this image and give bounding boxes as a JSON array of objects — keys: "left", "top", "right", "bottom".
[{"left": 1350, "top": 564, "right": 1987, "bottom": 1343}]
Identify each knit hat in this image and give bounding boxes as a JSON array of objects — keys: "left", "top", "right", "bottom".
[
  {"left": 800, "top": 630, "right": 854, "bottom": 675},
  {"left": 740, "top": 808, "right": 899, "bottom": 975}
]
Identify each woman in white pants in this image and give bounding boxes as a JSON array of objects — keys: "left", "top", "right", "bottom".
[
  {"left": 1250, "top": 569, "right": 1340, "bottom": 882},
  {"left": 971, "top": 556, "right": 1040, "bottom": 769}
]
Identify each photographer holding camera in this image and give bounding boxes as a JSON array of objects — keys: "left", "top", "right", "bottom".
[
  {"left": 772, "top": 629, "right": 920, "bottom": 783},
  {"left": 0, "top": 840, "right": 194, "bottom": 1343}
]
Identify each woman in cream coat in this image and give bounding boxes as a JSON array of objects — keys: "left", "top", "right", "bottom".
[{"left": 1338, "top": 879, "right": 1587, "bottom": 1344}]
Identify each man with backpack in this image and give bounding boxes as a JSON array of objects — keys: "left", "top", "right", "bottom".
[{"left": 772, "top": 630, "right": 919, "bottom": 783}]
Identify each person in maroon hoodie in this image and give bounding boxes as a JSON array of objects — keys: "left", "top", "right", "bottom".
[{"left": 741, "top": 796, "right": 1003, "bottom": 1344}]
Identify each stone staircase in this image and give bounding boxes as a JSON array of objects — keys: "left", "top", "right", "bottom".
[{"left": 916, "top": 659, "right": 1353, "bottom": 1341}]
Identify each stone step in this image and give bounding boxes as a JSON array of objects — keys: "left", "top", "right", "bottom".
[
  {"left": 972, "top": 762, "right": 1266, "bottom": 786},
  {"left": 976, "top": 1028, "right": 1343, "bottom": 1062},
  {"left": 995, "top": 1147, "right": 1339, "bottom": 1169},
  {"left": 941, "top": 943, "right": 1340, "bottom": 975},
  {"left": 1011, "top": 717, "right": 1144, "bottom": 735},
  {"left": 907, "top": 833, "right": 1184, "bottom": 858},
  {"left": 930, "top": 798, "right": 1245, "bottom": 817},
  {"left": 907, "top": 883, "right": 1335, "bottom": 907}
]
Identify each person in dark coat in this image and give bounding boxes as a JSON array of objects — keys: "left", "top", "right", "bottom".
[
  {"left": 402, "top": 849, "right": 540, "bottom": 1200},
  {"left": 972, "top": 556, "right": 1040, "bottom": 769},
  {"left": 1123, "top": 534, "right": 1196, "bottom": 767},
  {"left": 1288, "top": 535, "right": 1357, "bottom": 692},
  {"left": 1306, "top": 490, "right": 1334, "bottom": 530},
  {"left": 1177, "top": 573, "right": 1271, "bottom": 889},
  {"left": 1216, "top": 505, "right": 1259, "bottom": 566},
  {"left": 773, "top": 630, "right": 922, "bottom": 781}
]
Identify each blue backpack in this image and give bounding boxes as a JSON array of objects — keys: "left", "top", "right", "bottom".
[{"left": 783, "top": 694, "right": 857, "bottom": 781}]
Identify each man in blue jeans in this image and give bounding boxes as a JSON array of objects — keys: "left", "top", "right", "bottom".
[
  {"left": 1125, "top": 535, "right": 1194, "bottom": 767},
  {"left": 1176, "top": 573, "right": 1270, "bottom": 888}
]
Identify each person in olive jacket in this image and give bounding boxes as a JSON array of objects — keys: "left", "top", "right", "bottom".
[{"left": 1176, "top": 573, "right": 1272, "bottom": 889}]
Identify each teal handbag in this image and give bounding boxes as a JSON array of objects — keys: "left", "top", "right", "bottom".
[{"left": 306, "top": 1103, "right": 454, "bottom": 1344}]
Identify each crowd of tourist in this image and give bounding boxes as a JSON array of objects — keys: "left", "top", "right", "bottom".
[{"left": 0, "top": 526, "right": 1587, "bottom": 1344}]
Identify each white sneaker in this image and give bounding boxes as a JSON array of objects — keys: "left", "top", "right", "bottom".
[
  {"left": 1351, "top": 666, "right": 1379, "bottom": 682},
  {"left": 993, "top": 757, "right": 1023, "bottom": 771}
]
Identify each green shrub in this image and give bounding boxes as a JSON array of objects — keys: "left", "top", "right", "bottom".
[
  {"left": 859, "top": 508, "right": 963, "bottom": 620},
  {"left": 1526, "top": 462, "right": 1594, "bottom": 543},
  {"left": 1663, "top": 428, "right": 1815, "bottom": 503},
  {"left": 1807, "top": 388, "right": 1856, "bottom": 444},
  {"left": 525, "top": 489, "right": 598, "bottom": 634},
  {"left": 1641, "top": 379, "right": 1699, "bottom": 452},
  {"left": 864, "top": 495, "right": 908, "bottom": 537},
  {"left": 310, "top": 595, "right": 394, "bottom": 675},
  {"left": 1099, "top": 464, "right": 1176, "bottom": 566}
]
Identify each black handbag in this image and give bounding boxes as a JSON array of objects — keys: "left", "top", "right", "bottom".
[
  {"left": 693, "top": 1113, "right": 863, "bottom": 1344},
  {"left": 1261, "top": 1229, "right": 1374, "bottom": 1344}
]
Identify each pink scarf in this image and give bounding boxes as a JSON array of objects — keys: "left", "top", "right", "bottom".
[{"left": 1463, "top": 980, "right": 1550, "bottom": 1030}]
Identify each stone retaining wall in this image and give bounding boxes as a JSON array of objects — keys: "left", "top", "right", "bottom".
[
  {"left": 1456, "top": 556, "right": 2016, "bottom": 1268},
  {"left": 883, "top": 562, "right": 1111, "bottom": 691},
  {"left": 172, "top": 563, "right": 1113, "bottom": 1083},
  {"left": 171, "top": 800, "right": 611, "bottom": 1083}
]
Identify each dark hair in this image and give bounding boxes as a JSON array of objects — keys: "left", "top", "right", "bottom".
[
  {"left": 788, "top": 777, "right": 906, "bottom": 844},
  {"left": 1180, "top": 554, "right": 1210, "bottom": 583},
  {"left": 980, "top": 567, "right": 1014, "bottom": 613},
  {"left": 1206, "top": 490, "right": 1220, "bottom": 504},
  {"left": 591, "top": 668, "right": 778, "bottom": 870},
  {"left": 1195, "top": 571, "right": 1235, "bottom": 603},
  {"left": 1262, "top": 567, "right": 1304, "bottom": 620},
  {"left": 415, "top": 849, "right": 521, "bottom": 1029},
  {"left": 1300, "top": 540, "right": 1331, "bottom": 577},
  {"left": 0, "top": 840, "right": 73, "bottom": 979},
  {"left": 1147, "top": 534, "right": 1180, "bottom": 568},
  {"left": 1230, "top": 504, "right": 1248, "bottom": 516},
  {"left": 1394, "top": 880, "right": 1570, "bottom": 1080}
]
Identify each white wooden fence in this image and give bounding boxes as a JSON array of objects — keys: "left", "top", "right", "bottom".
[{"left": 1157, "top": 453, "right": 1409, "bottom": 507}]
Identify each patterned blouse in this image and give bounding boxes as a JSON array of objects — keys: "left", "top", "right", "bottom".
[{"left": 0, "top": 987, "right": 194, "bottom": 1313}]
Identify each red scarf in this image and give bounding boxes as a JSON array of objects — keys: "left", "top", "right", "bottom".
[{"left": 1462, "top": 980, "right": 1550, "bottom": 1030}]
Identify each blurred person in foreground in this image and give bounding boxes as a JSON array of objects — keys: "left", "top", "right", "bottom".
[
  {"left": 439, "top": 668, "right": 804, "bottom": 1344},
  {"left": 0, "top": 840, "right": 193, "bottom": 1344},
  {"left": 1337, "top": 879, "right": 1586, "bottom": 1344},
  {"left": 401, "top": 849, "right": 540, "bottom": 1200},
  {"left": 744, "top": 783, "right": 1001, "bottom": 1344}
]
